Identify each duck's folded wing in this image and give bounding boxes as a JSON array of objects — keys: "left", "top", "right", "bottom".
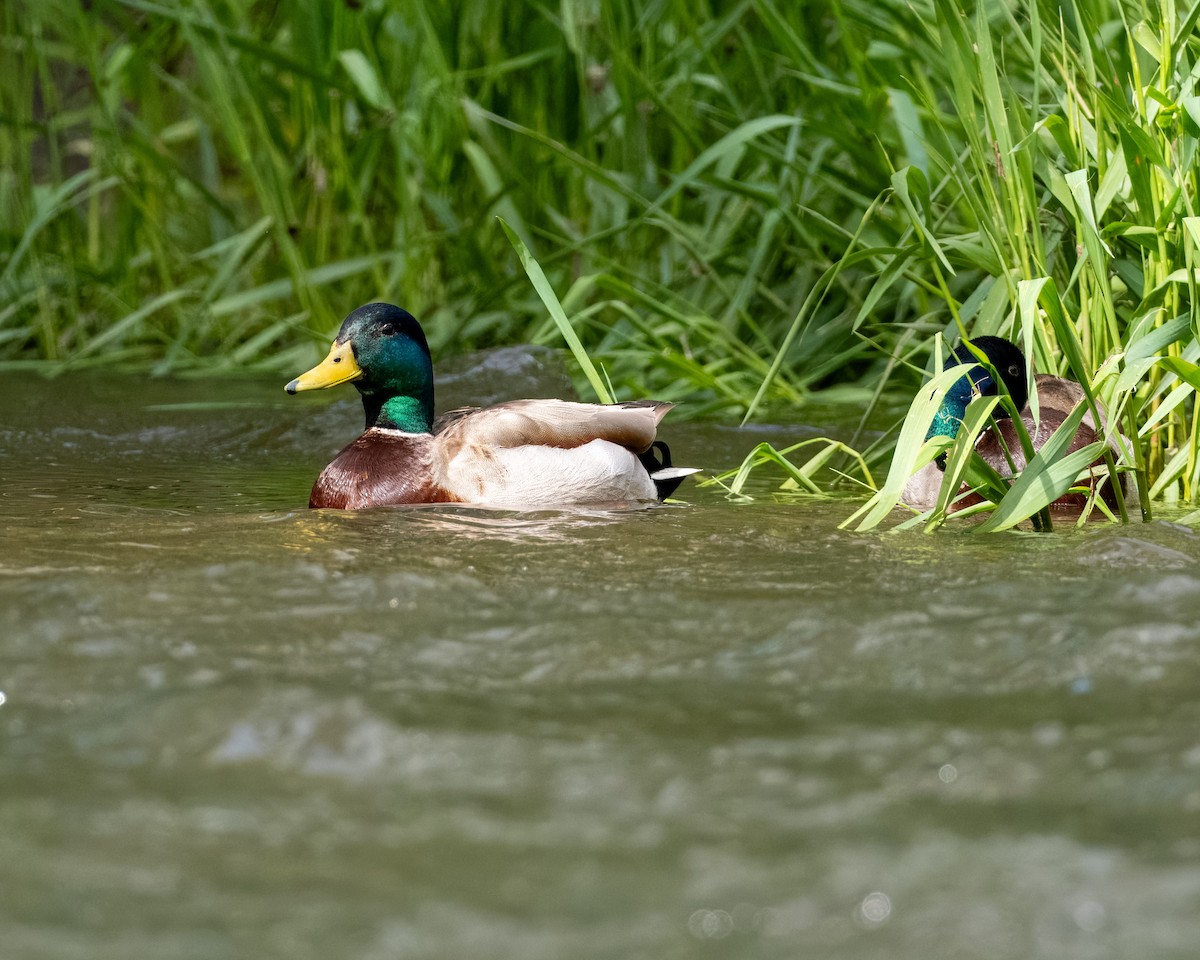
[
  {"left": 433, "top": 406, "right": 480, "bottom": 433},
  {"left": 1032, "top": 374, "right": 1117, "bottom": 433},
  {"left": 437, "top": 399, "right": 672, "bottom": 453}
]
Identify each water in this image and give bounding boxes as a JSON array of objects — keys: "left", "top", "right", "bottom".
[{"left": 2, "top": 353, "right": 1200, "bottom": 960}]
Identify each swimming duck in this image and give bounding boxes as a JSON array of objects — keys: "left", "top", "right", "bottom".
[
  {"left": 902, "top": 335, "right": 1127, "bottom": 511},
  {"left": 286, "top": 303, "right": 697, "bottom": 509}
]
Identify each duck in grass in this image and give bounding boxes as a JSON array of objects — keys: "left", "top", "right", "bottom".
[
  {"left": 902, "top": 335, "right": 1129, "bottom": 511},
  {"left": 286, "top": 302, "right": 698, "bottom": 509}
]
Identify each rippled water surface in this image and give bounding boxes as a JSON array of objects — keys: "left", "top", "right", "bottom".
[{"left": 3, "top": 355, "right": 1200, "bottom": 960}]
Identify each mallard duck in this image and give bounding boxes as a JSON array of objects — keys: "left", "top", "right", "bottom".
[
  {"left": 286, "top": 302, "right": 697, "bottom": 509},
  {"left": 902, "top": 335, "right": 1127, "bottom": 511}
]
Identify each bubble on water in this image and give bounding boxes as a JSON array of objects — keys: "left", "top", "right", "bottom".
[
  {"left": 859, "top": 892, "right": 892, "bottom": 925},
  {"left": 688, "top": 909, "right": 734, "bottom": 939},
  {"left": 938, "top": 763, "right": 958, "bottom": 783},
  {"left": 0, "top": 691, "right": 6, "bottom": 706}
]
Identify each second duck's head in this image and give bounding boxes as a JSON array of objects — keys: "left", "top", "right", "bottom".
[
  {"left": 928, "top": 335, "right": 1028, "bottom": 441},
  {"left": 286, "top": 302, "right": 435, "bottom": 432}
]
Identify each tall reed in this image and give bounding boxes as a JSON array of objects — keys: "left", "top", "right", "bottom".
[
  {"left": 0, "top": 0, "right": 888, "bottom": 407},
  {"left": 726, "top": 0, "right": 1200, "bottom": 526}
]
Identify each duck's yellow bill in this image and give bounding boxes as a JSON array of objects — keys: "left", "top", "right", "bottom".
[{"left": 285, "top": 340, "right": 363, "bottom": 394}]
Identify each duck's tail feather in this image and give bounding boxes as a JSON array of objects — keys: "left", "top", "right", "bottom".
[{"left": 637, "top": 440, "right": 701, "bottom": 500}]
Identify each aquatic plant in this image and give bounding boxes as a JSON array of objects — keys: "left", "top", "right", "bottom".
[
  {"left": 0, "top": 0, "right": 875, "bottom": 404},
  {"left": 723, "top": 0, "right": 1200, "bottom": 528}
]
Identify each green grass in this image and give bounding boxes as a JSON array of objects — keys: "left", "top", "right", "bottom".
[
  {"left": 716, "top": 0, "right": 1200, "bottom": 527},
  {"left": 4, "top": 0, "right": 1200, "bottom": 524},
  {"left": 0, "top": 0, "right": 887, "bottom": 410}
]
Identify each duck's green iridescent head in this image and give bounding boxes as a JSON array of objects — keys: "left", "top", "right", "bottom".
[
  {"left": 927, "top": 335, "right": 1028, "bottom": 441},
  {"left": 286, "top": 303, "right": 435, "bottom": 433}
]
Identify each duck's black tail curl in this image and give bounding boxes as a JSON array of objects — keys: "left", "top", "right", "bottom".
[{"left": 638, "top": 440, "right": 700, "bottom": 500}]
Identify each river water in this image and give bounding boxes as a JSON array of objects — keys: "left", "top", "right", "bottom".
[{"left": 2, "top": 350, "right": 1199, "bottom": 959}]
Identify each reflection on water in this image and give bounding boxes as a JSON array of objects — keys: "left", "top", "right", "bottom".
[{"left": 2, "top": 369, "right": 1200, "bottom": 960}]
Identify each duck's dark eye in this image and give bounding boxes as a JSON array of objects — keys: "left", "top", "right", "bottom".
[{"left": 380, "top": 323, "right": 396, "bottom": 336}]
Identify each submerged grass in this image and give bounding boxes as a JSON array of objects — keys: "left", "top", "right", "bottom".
[{"left": 4, "top": 0, "right": 1200, "bottom": 523}]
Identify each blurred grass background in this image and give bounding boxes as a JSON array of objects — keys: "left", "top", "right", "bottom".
[{"left": 3, "top": 0, "right": 1200, "bottom": 511}]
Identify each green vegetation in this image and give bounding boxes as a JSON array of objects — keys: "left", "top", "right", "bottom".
[{"left": 4, "top": 0, "right": 1200, "bottom": 524}]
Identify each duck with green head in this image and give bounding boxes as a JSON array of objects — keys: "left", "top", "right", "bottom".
[
  {"left": 286, "top": 303, "right": 697, "bottom": 509},
  {"left": 902, "top": 335, "right": 1128, "bottom": 511}
]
